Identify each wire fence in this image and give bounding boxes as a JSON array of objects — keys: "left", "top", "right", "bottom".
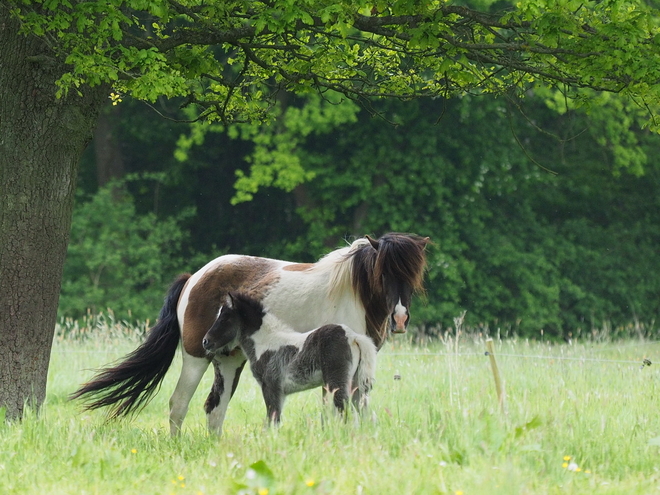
[{"left": 382, "top": 343, "right": 657, "bottom": 369}]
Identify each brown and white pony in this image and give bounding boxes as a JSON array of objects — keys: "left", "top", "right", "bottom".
[{"left": 71, "top": 233, "right": 428, "bottom": 434}]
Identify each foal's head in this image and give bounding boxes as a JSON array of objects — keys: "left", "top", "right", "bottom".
[{"left": 201, "top": 292, "right": 265, "bottom": 354}]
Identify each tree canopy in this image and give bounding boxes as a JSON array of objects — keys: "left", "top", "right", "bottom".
[
  {"left": 57, "top": 87, "right": 660, "bottom": 338},
  {"left": 10, "top": 0, "right": 660, "bottom": 125}
]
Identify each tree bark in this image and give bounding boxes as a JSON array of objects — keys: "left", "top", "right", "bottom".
[
  {"left": 94, "top": 106, "right": 125, "bottom": 187},
  {"left": 0, "top": 8, "right": 107, "bottom": 419}
]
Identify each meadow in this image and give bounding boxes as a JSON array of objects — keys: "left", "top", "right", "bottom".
[{"left": 2, "top": 316, "right": 659, "bottom": 495}]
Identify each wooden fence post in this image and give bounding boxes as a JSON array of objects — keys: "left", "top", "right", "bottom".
[{"left": 485, "top": 338, "right": 505, "bottom": 412}]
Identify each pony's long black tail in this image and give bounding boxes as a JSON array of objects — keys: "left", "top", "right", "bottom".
[{"left": 70, "top": 273, "right": 191, "bottom": 418}]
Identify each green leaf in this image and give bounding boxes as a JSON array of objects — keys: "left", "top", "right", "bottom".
[
  {"left": 245, "top": 460, "right": 275, "bottom": 490},
  {"left": 514, "top": 416, "right": 543, "bottom": 438},
  {"left": 300, "top": 11, "right": 314, "bottom": 25}
]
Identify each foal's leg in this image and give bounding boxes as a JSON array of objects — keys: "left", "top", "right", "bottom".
[
  {"left": 259, "top": 374, "right": 284, "bottom": 426},
  {"left": 322, "top": 347, "right": 354, "bottom": 414},
  {"left": 205, "top": 351, "right": 247, "bottom": 434},
  {"left": 263, "top": 388, "right": 284, "bottom": 426},
  {"left": 324, "top": 368, "right": 351, "bottom": 414},
  {"left": 169, "top": 350, "right": 211, "bottom": 435}
]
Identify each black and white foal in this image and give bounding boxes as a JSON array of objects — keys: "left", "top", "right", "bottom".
[{"left": 202, "top": 292, "right": 377, "bottom": 425}]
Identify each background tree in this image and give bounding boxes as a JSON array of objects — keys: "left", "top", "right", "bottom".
[
  {"left": 65, "top": 89, "right": 660, "bottom": 335},
  {"left": 2, "top": 0, "right": 660, "bottom": 420}
]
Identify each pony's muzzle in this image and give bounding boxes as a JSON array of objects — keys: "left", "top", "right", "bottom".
[{"left": 392, "top": 313, "right": 408, "bottom": 334}]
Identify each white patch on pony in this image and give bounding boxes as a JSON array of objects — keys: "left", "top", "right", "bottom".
[
  {"left": 262, "top": 249, "right": 366, "bottom": 338},
  {"left": 393, "top": 298, "right": 408, "bottom": 332},
  {"left": 252, "top": 312, "right": 309, "bottom": 360}
]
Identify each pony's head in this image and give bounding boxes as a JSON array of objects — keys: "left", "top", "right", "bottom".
[
  {"left": 351, "top": 233, "right": 429, "bottom": 347},
  {"left": 202, "top": 292, "right": 265, "bottom": 354}
]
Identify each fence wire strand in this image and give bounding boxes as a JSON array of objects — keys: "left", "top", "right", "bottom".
[{"left": 383, "top": 349, "right": 654, "bottom": 368}]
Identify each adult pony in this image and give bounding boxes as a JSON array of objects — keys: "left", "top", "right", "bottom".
[{"left": 71, "top": 233, "right": 428, "bottom": 434}]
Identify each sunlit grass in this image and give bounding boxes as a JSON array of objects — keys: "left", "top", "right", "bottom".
[{"left": 3, "top": 322, "right": 660, "bottom": 494}]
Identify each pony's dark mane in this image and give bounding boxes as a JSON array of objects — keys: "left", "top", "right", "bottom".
[
  {"left": 373, "top": 233, "right": 427, "bottom": 293},
  {"left": 350, "top": 233, "right": 428, "bottom": 348}
]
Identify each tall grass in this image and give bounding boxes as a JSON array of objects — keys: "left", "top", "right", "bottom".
[{"left": 2, "top": 319, "right": 659, "bottom": 494}]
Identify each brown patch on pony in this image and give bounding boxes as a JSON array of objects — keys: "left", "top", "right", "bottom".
[
  {"left": 350, "top": 233, "right": 429, "bottom": 349},
  {"left": 182, "top": 257, "right": 280, "bottom": 357},
  {"left": 282, "top": 263, "right": 314, "bottom": 272}
]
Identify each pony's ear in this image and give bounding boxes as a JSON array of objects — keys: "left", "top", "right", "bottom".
[{"left": 366, "top": 235, "right": 380, "bottom": 250}]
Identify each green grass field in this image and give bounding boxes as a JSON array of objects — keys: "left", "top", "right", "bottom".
[{"left": 2, "top": 322, "right": 659, "bottom": 494}]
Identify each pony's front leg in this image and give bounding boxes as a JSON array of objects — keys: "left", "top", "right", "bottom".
[
  {"left": 170, "top": 350, "right": 211, "bottom": 435},
  {"left": 205, "top": 351, "right": 247, "bottom": 434},
  {"left": 259, "top": 380, "right": 284, "bottom": 426},
  {"left": 265, "top": 397, "right": 284, "bottom": 426}
]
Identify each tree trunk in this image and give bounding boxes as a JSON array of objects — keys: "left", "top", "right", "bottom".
[
  {"left": 94, "top": 106, "right": 125, "bottom": 187},
  {"left": 0, "top": 9, "right": 108, "bottom": 419}
]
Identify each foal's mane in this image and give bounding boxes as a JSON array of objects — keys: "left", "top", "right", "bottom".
[
  {"left": 325, "top": 233, "right": 428, "bottom": 348},
  {"left": 228, "top": 291, "right": 266, "bottom": 330}
]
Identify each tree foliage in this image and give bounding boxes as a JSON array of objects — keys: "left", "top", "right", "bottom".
[
  {"left": 62, "top": 86, "right": 660, "bottom": 338},
  {"left": 60, "top": 180, "right": 199, "bottom": 321},
  {"left": 9, "top": 0, "right": 660, "bottom": 127},
  {"left": 290, "top": 95, "right": 660, "bottom": 335}
]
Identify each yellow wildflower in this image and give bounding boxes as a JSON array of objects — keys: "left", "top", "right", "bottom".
[
  {"left": 563, "top": 455, "right": 571, "bottom": 461},
  {"left": 258, "top": 489, "right": 269, "bottom": 495},
  {"left": 306, "top": 479, "right": 315, "bottom": 487},
  {"left": 131, "top": 448, "right": 137, "bottom": 454}
]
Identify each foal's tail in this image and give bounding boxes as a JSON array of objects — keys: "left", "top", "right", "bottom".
[
  {"left": 353, "top": 333, "right": 378, "bottom": 397},
  {"left": 70, "top": 273, "right": 191, "bottom": 418}
]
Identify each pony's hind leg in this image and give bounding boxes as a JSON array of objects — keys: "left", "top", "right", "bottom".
[
  {"left": 350, "top": 378, "right": 369, "bottom": 411},
  {"left": 169, "top": 351, "right": 210, "bottom": 435},
  {"left": 324, "top": 372, "right": 351, "bottom": 414},
  {"left": 205, "top": 351, "right": 247, "bottom": 434},
  {"left": 348, "top": 337, "right": 373, "bottom": 413}
]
